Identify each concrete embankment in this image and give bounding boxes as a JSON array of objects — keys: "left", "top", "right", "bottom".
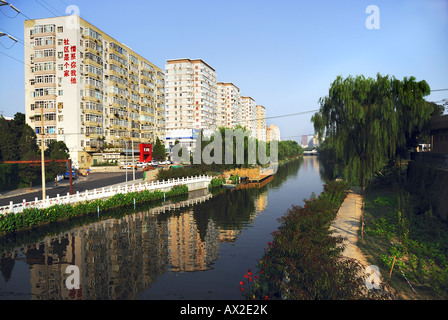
[{"left": 330, "top": 191, "right": 368, "bottom": 266}]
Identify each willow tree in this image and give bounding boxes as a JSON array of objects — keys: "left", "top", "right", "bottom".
[{"left": 312, "top": 74, "right": 433, "bottom": 190}]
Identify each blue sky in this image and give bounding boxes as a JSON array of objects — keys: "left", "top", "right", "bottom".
[{"left": 0, "top": 0, "right": 447, "bottom": 141}]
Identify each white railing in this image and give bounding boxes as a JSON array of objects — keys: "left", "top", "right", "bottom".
[{"left": 0, "top": 175, "right": 213, "bottom": 215}]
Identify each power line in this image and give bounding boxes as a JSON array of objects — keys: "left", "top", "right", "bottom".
[
  {"left": 34, "top": 0, "right": 62, "bottom": 17},
  {"left": 0, "top": 0, "right": 32, "bottom": 19},
  {"left": 0, "top": 50, "right": 30, "bottom": 66},
  {"left": 431, "top": 89, "right": 448, "bottom": 92},
  {"left": 0, "top": 7, "right": 19, "bottom": 18}
]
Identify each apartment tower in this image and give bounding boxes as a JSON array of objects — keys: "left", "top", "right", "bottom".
[
  {"left": 240, "top": 96, "right": 257, "bottom": 138},
  {"left": 266, "top": 124, "right": 280, "bottom": 142},
  {"left": 216, "top": 82, "right": 241, "bottom": 129},
  {"left": 164, "top": 59, "right": 217, "bottom": 151},
  {"left": 256, "top": 105, "right": 267, "bottom": 142},
  {"left": 24, "top": 16, "right": 165, "bottom": 168}
]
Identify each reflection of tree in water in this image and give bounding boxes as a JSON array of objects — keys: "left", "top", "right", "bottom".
[
  {"left": 192, "top": 158, "right": 305, "bottom": 242},
  {"left": 0, "top": 254, "right": 15, "bottom": 282},
  {"left": 269, "top": 157, "right": 304, "bottom": 189}
]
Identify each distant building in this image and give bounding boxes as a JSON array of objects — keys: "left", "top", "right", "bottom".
[
  {"left": 256, "top": 105, "right": 267, "bottom": 142},
  {"left": 217, "top": 82, "right": 241, "bottom": 129},
  {"left": 240, "top": 96, "right": 257, "bottom": 138},
  {"left": 266, "top": 124, "right": 280, "bottom": 142},
  {"left": 301, "top": 135, "right": 308, "bottom": 148}
]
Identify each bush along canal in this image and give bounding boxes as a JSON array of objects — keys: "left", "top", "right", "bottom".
[{"left": 0, "top": 184, "right": 188, "bottom": 235}]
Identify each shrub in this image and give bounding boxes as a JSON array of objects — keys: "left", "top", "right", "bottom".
[
  {"left": 239, "top": 180, "right": 369, "bottom": 300},
  {"left": 0, "top": 184, "right": 189, "bottom": 234},
  {"left": 209, "top": 177, "right": 225, "bottom": 189}
]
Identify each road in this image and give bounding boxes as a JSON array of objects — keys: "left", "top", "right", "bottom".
[{"left": 0, "top": 170, "right": 144, "bottom": 207}]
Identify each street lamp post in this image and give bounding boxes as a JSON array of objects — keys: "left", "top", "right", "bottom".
[{"left": 116, "top": 136, "right": 128, "bottom": 183}]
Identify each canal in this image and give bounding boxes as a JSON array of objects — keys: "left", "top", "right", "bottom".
[{"left": 0, "top": 156, "right": 324, "bottom": 300}]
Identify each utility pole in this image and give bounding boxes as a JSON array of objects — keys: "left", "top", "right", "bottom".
[
  {"left": 41, "top": 108, "right": 46, "bottom": 200},
  {"left": 132, "top": 138, "right": 135, "bottom": 181}
]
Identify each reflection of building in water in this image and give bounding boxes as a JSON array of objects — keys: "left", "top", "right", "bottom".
[
  {"left": 27, "top": 213, "right": 170, "bottom": 299},
  {"left": 255, "top": 191, "right": 268, "bottom": 214},
  {"left": 302, "top": 155, "right": 320, "bottom": 173},
  {"left": 15, "top": 188, "right": 268, "bottom": 299},
  {"left": 167, "top": 210, "right": 219, "bottom": 272},
  {"left": 219, "top": 229, "right": 241, "bottom": 243},
  {"left": 22, "top": 202, "right": 222, "bottom": 299}
]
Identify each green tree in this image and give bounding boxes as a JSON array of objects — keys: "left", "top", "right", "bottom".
[
  {"left": 17, "top": 124, "right": 40, "bottom": 188},
  {"left": 312, "top": 74, "right": 434, "bottom": 190},
  {"left": 152, "top": 137, "right": 166, "bottom": 161},
  {"left": 0, "top": 116, "right": 17, "bottom": 162},
  {"left": 45, "top": 140, "right": 70, "bottom": 180}
]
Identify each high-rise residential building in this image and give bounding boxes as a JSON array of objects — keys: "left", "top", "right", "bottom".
[
  {"left": 256, "top": 105, "right": 267, "bottom": 142},
  {"left": 216, "top": 82, "right": 241, "bottom": 129},
  {"left": 164, "top": 59, "right": 217, "bottom": 152},
  {"left": 24, "top": 16, "right": 165, "bottom": 168},
  {"left": 165, "top": 59, "right": 217, "bottom": 131},
  {"left": 266, "top": 124, "right": 280, "bottom": 142},
  {"left": 240, "top": 96, "right": 257, "bottom": 138}
]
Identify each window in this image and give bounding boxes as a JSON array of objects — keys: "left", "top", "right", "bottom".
[{"left": 57, "top": 26, "right": 63, "bottom": 33}]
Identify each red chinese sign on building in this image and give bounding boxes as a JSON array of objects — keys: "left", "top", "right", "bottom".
[{"left": 63, "top": 39, "right": 77, "bottom": 84}]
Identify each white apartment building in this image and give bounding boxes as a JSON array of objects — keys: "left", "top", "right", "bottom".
[
  {"left": 165, "top": 59, "right": 217, "bottom": 131},
  {"left": 165, "top": 59, "right": 217, "bottom": 151},
  {"left": 24, "top": 16, "right": 165, "bottom": 168},
  {"left": 216, "top": 82, "right": 241, "bottom": 129},
  {"left": 266, "top": 124, "right": 280, "bottom": 142},
  {"left": 240, "top": 96, "right": 257, "bottom": 138},
  {"left": 256, "top": 105, "right": 267, "bottom": 142}
]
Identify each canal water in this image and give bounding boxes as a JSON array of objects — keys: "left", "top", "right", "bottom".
[{"left": 0, "top": 156, "right": 324, "bottom": 300}]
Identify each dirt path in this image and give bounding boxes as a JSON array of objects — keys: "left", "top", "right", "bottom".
[{"left": 330, "top": 191, "right": 368, "bottom": 266}]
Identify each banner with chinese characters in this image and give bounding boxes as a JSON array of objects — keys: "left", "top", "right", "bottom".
[{"left": 63, "top": 39, "right": 77, "bottom": 84}]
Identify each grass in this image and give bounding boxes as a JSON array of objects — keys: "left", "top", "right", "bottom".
[{"left": 358, "top": 184, "right": 448, "bottom": 300}]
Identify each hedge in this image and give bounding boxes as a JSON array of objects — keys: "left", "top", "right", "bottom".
[{"left": 0, "top": 184, "right": 188, "bottom": 234}]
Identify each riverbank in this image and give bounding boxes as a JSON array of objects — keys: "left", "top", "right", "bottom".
[
  {"left": 0, "top": 184, "right": 190, "bottom": 235},
  {"left": 330, "top": 190, "right": 368, "bottom": 266},
  {"left": 239, "top": 179, "right": 373, "bottom": 300}
]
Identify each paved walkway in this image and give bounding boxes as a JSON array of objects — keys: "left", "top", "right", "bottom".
[{"left": 330, "top": 191, "right": 368, "bottom": 266}]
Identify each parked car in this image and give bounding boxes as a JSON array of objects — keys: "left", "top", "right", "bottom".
[
  {"left": 136, "top": 162, "right": 147, "bottom": 168},
  {"left": 159, "top": 160, "right": 172, "bottom": 165},
  {"left": 64, "top": 169, "right": 77, "bottom": 179},
  {"left": 119, "top": 163, "right": 137, "bottom": 169}
]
